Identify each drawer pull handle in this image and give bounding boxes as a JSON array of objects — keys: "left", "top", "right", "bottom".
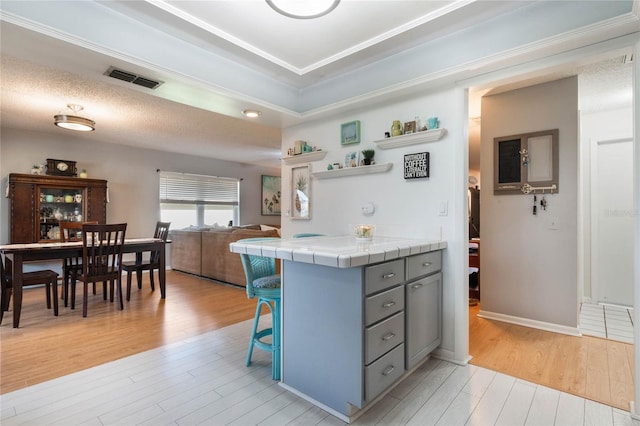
[
  {"left": 422, "top": 262, "right": 432, "bottom": 267},
  {"left": 382, "top": 301, "right": 396, "bottom": 308},
  {"left": 411, "top": 283, "right": 423, "bottom": 289},
  {"left": 382, "top": 272, "right": 396, "bottom": 279},
  {"left": 382, "top": 332, "right": 396, "bottom": 341},
  {"left": 382, "top": 366, "right": 395, "bottom": 376}
]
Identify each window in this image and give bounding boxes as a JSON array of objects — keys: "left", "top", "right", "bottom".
[{"left": 159, "top": 171, "right": 239, "bottom": 228}]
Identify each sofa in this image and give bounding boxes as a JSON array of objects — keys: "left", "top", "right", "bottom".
[{"left": 170, "top": 225, "right": 280, "bottom": 287}]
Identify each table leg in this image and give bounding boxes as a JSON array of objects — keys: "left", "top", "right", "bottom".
[
  {"left": 13, "top": 253, "right": 23, "bottom": 328},
  {"left": 159, "top": 243, "right": 166, "bottom": 299}
]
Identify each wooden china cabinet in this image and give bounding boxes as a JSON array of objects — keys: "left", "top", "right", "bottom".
[{"left": 8, "top": 173, "right": 108, "bottom": 243}]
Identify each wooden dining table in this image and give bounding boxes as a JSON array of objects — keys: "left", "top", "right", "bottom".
[{"left": 0, "top": 238, "right": 167, "bottom": 328}]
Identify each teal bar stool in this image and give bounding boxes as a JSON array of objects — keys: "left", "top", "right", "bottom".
[{"left": 237, "top": 237, "right": 281, "bottom": 380}]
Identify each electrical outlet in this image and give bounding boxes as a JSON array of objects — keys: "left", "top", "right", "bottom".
[{"left": 361, "top": 202, "right": 375, "bottom": 216}]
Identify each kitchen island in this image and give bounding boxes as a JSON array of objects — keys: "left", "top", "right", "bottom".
[{"left": 230, "top": 235, "right": 446, "bottom": 422}]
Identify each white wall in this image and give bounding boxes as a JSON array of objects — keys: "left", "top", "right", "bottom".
[
  {"left": 0, "top": 128, "right": 281, "bottom": 246},
  {"left": 480, "top": 77, "right": 579, "bottom": 328},
  {"left": 280, "top": 87, "right": 469, "bottom": 363}
]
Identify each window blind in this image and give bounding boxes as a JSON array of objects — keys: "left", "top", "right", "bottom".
[{"left": 159, "top": 171, "right": 239, "bottom": 205}]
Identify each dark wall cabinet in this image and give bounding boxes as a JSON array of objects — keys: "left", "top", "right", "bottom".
[{"left": 8, "top": 173, "right": 107, "bottom": 243}]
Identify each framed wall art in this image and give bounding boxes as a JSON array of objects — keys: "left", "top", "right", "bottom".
[
  {"left": 261, "top": 175, "right": 281, "bottom": 216},
  {"left": 344, "top": 151, "right": 359, "bottom": 168},
  {"left": 291, "top": 165, "right": 310, "bottom": 220},
  {"left": 341, "top": 120, "right": 361, "bottom": 145},
  {"left": 403, "top": 120, "right": 416, "bottom": 135}
]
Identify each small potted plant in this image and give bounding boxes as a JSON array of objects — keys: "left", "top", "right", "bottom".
[{"left": 361, "top": 149, "right": 375, "bottom": 165}]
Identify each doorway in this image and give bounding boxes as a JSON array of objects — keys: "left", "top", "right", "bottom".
[{"left": 591, "top": 138, "right": 634, "bottom": 306}]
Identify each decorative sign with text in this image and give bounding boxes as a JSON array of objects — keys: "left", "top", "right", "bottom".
[{"left": 404, "top": 152, "right": 430, "bottom": 179}]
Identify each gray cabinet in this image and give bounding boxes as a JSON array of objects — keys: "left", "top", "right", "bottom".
[
  {"left": 405, "top": 250, "right": 442, "bottom": 369},
  {"left": 281, "top": 250, "right": 442, "bottom": 419},
  {"left": 405, "top": 272, "right": 442, "bottom": 369},
  {"left": 363, "top": 262, "right": 405, "bottom": 400}
]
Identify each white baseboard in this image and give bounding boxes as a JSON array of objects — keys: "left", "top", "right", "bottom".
[
  {"left": 431, "top": 348, "right": 472, "bottom": 366},
  {"left": 478, "top": 310, "right": 581, "bottom": 337}
]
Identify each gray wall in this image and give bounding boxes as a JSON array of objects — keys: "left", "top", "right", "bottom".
[
  {"left": 0, "top": 127, "right": 281, "bottom": 247},
  {"left": 480, "top": 77, "right": 579, "bottom": 328}
]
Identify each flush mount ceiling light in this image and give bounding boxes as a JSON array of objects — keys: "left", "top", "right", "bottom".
[
  {"left": 242, "top": 109, "right": 262, "bottom": 118},
  {"left": 54, "top": 104, "right": 95, "bottom": 132},
  {"left": 266, "top": 0, "right": 340, "bottom": 19}
]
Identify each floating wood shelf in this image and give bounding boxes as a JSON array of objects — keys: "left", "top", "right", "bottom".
[
  {"left": 312, "top": 163, "right": 393, "bottom": 179},
  {"left": 282, "top": 151, "right": 327, "bottom": 165},
  {"left": 373, "top": 128, "right": 447, "bottom": 150}
]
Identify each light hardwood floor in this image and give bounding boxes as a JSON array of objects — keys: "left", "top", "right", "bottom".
[
  {"left": 1, "top": 270, "right": 257, "bottom": 394},
  {"left": 469, "top": 303, "right": 634, "bottom": 411},
  {"left": 0, "top": 271, "right": 636, "bottom": 425}
]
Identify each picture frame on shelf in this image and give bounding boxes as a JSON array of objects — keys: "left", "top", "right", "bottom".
[
  {"left": 403, "top": 121, "right": 416, "bottom": 135},
  {"left": 261, "top": 175, "right": 281, "bottom": 216},
  {"left": 344, "top": 151, "right": 359, "bottom": 168},
  {"left": 291, "top": 165, "right": 310, "bottom": 220},
  {"left": 341, "top": 120, "right": 361, "bottom": 145}
]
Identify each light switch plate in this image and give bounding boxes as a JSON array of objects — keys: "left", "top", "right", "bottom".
[{"left": 438, "top": 201, "right": 448, "bottom": 216}]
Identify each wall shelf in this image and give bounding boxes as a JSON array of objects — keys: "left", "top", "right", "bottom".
[
  {"left": 373, "top": 128, "right": 447, "bottom": 150},
  {"left": 282, "top": 151, "right": 327, "bottom": 165},
  {"left": 312, "top": 163, "right": 393, "bottom": 179}
]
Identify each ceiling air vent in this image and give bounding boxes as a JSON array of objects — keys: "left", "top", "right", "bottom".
[{"left": 104, "top": 66, "right": 163, "bottom": 89}]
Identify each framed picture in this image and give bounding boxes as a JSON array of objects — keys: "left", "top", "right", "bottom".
[
  {"left": 344, "top": 151, "right": 359, "bottom": 168},
  {"left": 261, "top": 175, "right": 281, "bottom": 216},
  {"left": 341, "top": 120, "right": 361, "bottom": 145},
  {"left": 403, "top": 120, "right": 416, "bottom": 135},
  {"left": 291, "top": 165, "right": 310, "bottom": 220}
]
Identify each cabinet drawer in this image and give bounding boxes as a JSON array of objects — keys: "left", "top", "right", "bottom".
[
  {"left": 365, "top": 311, "right": 404, "bottom": 365},
  {"left": 365, "top": 259, "right": 405, "bottom": 295},
  {"left": 406, "top": 251, "right": 442, "bottom": 280},
  {"left": 365, "top": 343, "right": 405, "bottom": 402},
  {"left": 365, "top": 285, "right": 404, "bottom": 326}
]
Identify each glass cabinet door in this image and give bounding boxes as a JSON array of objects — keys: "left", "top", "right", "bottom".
[{"left": 38, "top": 187, "right": 85, "bottom": 241}]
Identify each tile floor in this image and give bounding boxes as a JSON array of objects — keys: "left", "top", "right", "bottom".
[
  {"left": 1, "top": 317, "right": 637, "bottom": 425},
  {"left": 580, "top": 303, "right": 634, "bottom": 343}
]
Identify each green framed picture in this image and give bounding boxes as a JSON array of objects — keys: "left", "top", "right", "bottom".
[
  {"left": 341, "top": 120, "right": 361, "bottom": 145},
  {"left": 261, "top": 175, "right": 281, "bottom": 216}
]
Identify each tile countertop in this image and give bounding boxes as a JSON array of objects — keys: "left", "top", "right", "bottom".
[{"left": 229, "top": 235, "right": 447, "bottom": 269}]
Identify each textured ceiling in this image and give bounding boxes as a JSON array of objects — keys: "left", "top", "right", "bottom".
[{"left": 0, "top": 1, "right": 637, "bottom": 168}]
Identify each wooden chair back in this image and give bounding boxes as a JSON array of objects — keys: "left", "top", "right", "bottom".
[
  {"left": 150, "top": 221, "right": 171, "bottom": 264},
  {"left": 80, "top": 223, "right": 127, "bottom": 282}
]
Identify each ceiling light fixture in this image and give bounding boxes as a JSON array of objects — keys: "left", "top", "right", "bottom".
[
  {"left": 242, "top": 109, "right": 262, "bottom": 118},
  {"left": 266, "top": 0, "right": 340, "bottom": 19},
  {"left": 54, "top": 104, "right": 95, "bottom": 132}
]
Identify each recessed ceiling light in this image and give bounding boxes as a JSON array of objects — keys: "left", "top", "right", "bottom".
[
  {"left": 266, "top": 0, "right": 340, "bottom": 19},
  {"left": 242, "top": 109, "right": 262, "bottom": 118}
]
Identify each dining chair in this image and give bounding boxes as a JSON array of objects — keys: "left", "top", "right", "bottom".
[
  {"left": 73, "top": 223, "right": 127, "bottom": 317},
  {"left": 237, "top": 237, "right": 281, "bottom": 380},
  {"left": 122, "top": 221, "right": 170, "bottom": 301},
  {"left": 0, "top": 255, "right": 60, "bottom": 322},
  {"left": 59, "top": 221, "right": 98, "bottom": 307}
]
